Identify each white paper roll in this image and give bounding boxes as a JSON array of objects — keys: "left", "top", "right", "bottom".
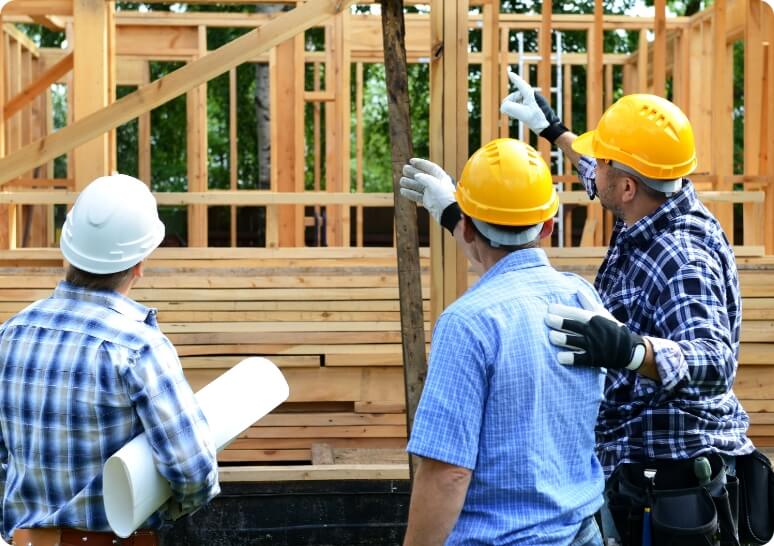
[{"left": 103, "top": 357, "right": 289, "bottom": 537}]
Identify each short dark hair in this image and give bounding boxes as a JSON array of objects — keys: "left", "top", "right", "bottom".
[
  {"left": 65, "top": 264, "right": 135, "bottom": 292},
  {"left": 464, "top": 214, "right": 541, "bottom": 252}
]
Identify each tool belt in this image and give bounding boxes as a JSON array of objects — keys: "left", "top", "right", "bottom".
[
  {"left": 12, "top": 528, "right": 157, "bottom": 546},
  {"left": 606, "top": 449, "right": 774, "bottom": 546}
]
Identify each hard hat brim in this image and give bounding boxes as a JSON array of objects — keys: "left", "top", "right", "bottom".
[{"left": 571, "top": 131, "right": 596, "bottom": 158}]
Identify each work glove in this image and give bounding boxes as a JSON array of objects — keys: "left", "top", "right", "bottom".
[
  {"left": 400, "top": 158, "right": 462, "bottom": 233},
  {"left": 500, "top": 69, "right": 569, "bottom": 144},
  {"left": 545, "top": 292, "right": 647, "bottom": 371}
]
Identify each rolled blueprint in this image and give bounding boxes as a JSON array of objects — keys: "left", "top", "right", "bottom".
[{"left": 103, "top": 357, "right": 289, "bottom": 537}]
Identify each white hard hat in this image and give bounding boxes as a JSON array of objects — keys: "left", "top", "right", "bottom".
[{"left": 60, "top": 174, "right": 165, "bottom": 274}]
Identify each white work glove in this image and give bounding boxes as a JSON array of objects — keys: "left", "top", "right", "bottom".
[
  {"left": 545, "top": 291, "right": 647, "bottom": 372},
  {"left": 500, "top": 69, "right": 569, "bottom": 144},
  {"left": 400, "top": 158, "right": 460, "bottom": 232}
]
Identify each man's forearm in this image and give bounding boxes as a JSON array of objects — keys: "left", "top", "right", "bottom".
[
  {"left": 554, "top": 132, "right": 582, "bottom": 169},
  {"left": 403, "top": 457, "right": 472, "bottom": 546}
]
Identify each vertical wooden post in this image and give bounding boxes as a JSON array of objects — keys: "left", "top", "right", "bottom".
[
  {"left": 325, "top": 10, "right": 351, "bottom": 247},
  {"left": 138, "top": 61, "right": 151, "bottom": 185},
  {"left": 537, "top": 0, "right": 552, "bottom": 163},
  {"left": 498, "top": 27, "right": 510, "bottom": 139},
  {"left": 637, "top": 30, "right": 648, "bottom": 92},
  {"left": 73, "top": 0, "right": 111, "bottom": 191},
  {"left": 653, "top": 0, "right": 666, "bottom": 96},
  {"left": 765, "top": 7, "right": 774, "bottom": 253},
  {"left": 229, "top": 68, "right": 238, "bottom": 248},
  {"left": 743, "top": 0, "right": 765, "bottom": 246},
  {"left": 711, "top": 0, "right": 734, "bottom": 239},
  {"left": 672, "top": 27, "right": 691, "bottom": 112},
  {"left": 186, "top": 25, "right": 208, "bottom": 247},
  {"left": 380, "top": 0, "right": 427, "bottom": 479},
  {"left": 480, "top": 0, "right": 499, "bottom": 143},
  {"left": 355, "top": 61, "right": 364, "bottom": 247},
  {"left": 587, "top": 0, "right": 604, "bottom": 246},
  {"left": 270, "top": 33, "right": 305, "bottom": 247},
  {"left": 107, "top": 2, "right": 117, "bottom": 173},
  {"left": 0, "top": 21, "right": 7, "bottom": 250},
  {"left": 313, "top": 62, "right": 322, "bottom": 245},
  {"left": 430, "top": 0, "right": 468, "bottom": 320}
]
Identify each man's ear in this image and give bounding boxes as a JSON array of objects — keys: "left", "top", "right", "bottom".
[
  {"left": 539, "top": 218, "right": 555, "bottom": 240},
  {"left": 132, "top": 261, "right": 145, "bottom": 280},
  {"left": 620, "top": 175, "right": 639, "bottom": 204}
]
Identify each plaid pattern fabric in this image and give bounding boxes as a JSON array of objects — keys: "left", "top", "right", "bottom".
[
  {"left": 0, "top": 282, "right": 219, "bottom": 539},
  {"left": 408, "top": 249, "right": 605, "bottom": 545},
  {"left": 578, "top": 158, "right": 753, "bottom": 477}
]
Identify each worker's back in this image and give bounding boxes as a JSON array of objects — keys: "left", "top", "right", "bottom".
[{"left": 409, "top": 248, "right": 604, "bottom": 545}]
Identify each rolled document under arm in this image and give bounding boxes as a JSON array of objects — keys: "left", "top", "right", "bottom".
[{"left": 103, "top": 357, "right": 290, "bottom": 537}]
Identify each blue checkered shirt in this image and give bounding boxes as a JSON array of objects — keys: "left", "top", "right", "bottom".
[
  {"left": 0, "top": 282, "right": 220, "bottom": 540},
  {"left": 578, "top": 157, "right": 753, "bottom": 477},
  {"left": 408, "top": 249, "right": 605, "bottom": 545}
]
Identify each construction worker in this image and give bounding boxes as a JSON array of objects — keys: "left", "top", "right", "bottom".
[
  {"left": 400, "top": 138, "right": 605, "bottom": 546},
  {"left": 0, "top": 175, "right": 220, "bottom": 546},
  {"left": 414, "top": 72, "right": 751, "bottom": 544}
]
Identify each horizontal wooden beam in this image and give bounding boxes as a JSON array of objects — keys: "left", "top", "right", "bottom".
[
  {"left": 0, "top": 190, "right": 764, "bottom": 206},
  {"left": 1, "top": 0, "right": 73, "bottom": 16},
  {"left": 4, "top": 51, "right": 73, "bottom": 120},
  {"left": 218, "top": 464, "right": 409, "bottom": 482},
  {"left": 30, "top": 14, "right": 66, "bottom": 30},
  {"left": 0, "top": 0, "right": 352, "bottom": 185}
]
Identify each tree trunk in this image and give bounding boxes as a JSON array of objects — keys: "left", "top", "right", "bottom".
[
  {"left": 380, "top": 0, "right": 427, "bottom": 479},
  {"left": 255, "top": 4, "right": 284, "bottom": 190}
]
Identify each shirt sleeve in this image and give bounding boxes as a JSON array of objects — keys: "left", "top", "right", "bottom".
[
  {"left": 407, "top": 312, "right": 489, "bottom": 470},
  {"left": 648, "top": 260, "right": 737, "bottom": 395},
  {"left": 121, "top": 338, "right": 220, "bottom": 515},
  {"left": 577, "top": 156, "right": 598, "bottom": 200}
]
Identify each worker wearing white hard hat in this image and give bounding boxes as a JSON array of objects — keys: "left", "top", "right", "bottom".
[{"left": 0, "top": 175, "right": 219, "bottom": 546}]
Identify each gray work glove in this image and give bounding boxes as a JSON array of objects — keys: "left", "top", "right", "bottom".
[
  {"left": 545, "top": 292, "right": 646, "bottom": 372},
  {"left": 500, "top": 69, "right": 569, "bottom": 144},
  {"left": 400, "top": 158, "right": 461, "bottom": 233}
]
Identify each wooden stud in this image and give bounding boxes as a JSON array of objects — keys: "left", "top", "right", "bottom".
[
  {"left": 480, "top": 0, "right": 499, "bottom": 143},
  {"left": 538, "top": 0, "right": 552, "bottom": 163},
  {"left": 499, "top": 26, "right": 510, "bottom": 139},
  {"left": 711, "top": 0, "right": 734, "bottom": 239},
  {"left": 587, "top": 0, "right": 604, "bottom": 246},
  {"left": 355, "top": 61, "right": 364, "bottom": 247},
  {"left": 744, "top": 0, "right": 765, "bottom": 247},
  {"left": 138, "top": 61, "right": 151, "bottom": 185},
  {"left": 652, "top": 0, "right": 666, "bottom": 96},
  {"left": 228, "top": 68, "right": 238, "bottom": 248},
  {"left": 73, "top": 0, "right": 111, "bottom": 191},
  {"left": 637, "top": 29, "right": 648, "bottom": 92},
  {"left": 270, "top": 32, "right": 305, "bottom": 247},
  {"left": 187, "top": 26, "right": 208, "bottom": 247}
]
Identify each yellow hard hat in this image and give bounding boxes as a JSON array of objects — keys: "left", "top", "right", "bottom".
[
  {"left": 572, "top": 94, "right": 697, "bottom": 180},
  {"left": 456, "top": 138, "right": 558, "bottom": 227}
]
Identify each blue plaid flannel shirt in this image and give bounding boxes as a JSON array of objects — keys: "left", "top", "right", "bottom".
[
  {"left": 0, "top": 282, "right": 220, "bottom": 540},
  {"left": 577, "top": 156, "right": 753, "bottom": 477}
]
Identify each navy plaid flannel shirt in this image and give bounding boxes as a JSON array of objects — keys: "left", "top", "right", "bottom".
[
  {"left": 0, "top": 282, "right": 220, "bottom": 540},
  {"left": 578, "top": 156, "right": 753, "bottom": 477}
]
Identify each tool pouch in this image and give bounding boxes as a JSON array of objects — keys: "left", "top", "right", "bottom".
[
  {"left": 736, "top": 448, "right": 774, "bottom": 544},
  {"left": 606, "top": 454, "right": 738, "bottom": 546}
]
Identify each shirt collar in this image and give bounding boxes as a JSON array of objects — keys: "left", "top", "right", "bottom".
[
  {"left": 54, "top": 281, "right": 157, "bottom": 324},
  {"left": 476, "top": 247, "right": 551, "bottom": 285},
  {"left": 619, "top": 178, "right": 696, "bottom": 248}
]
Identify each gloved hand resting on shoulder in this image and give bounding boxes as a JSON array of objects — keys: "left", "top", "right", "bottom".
[
  {"left": 545, "top": 291, "right": 647, "bottom": 372},
  {"left": 500, "top": 69, "right": 569, "bottom": 144},
  {"left": 399, "top": 158, "right": 461, "bottom": 233}
]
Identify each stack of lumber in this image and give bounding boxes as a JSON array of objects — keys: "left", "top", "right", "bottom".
[
  {"left": 0, "top": 248, "right": 426, "bottom": 464},
  {"left": 0, "top": 247, "right": 771, "bottom": 465}
]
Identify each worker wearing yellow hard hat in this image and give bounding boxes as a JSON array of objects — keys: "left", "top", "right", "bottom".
[
  {"left": 400, "top": 138, "right": 605, "bottom": 546},
  {"left": 498, "top": 71, "right": 754, "bottom": 545}
]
